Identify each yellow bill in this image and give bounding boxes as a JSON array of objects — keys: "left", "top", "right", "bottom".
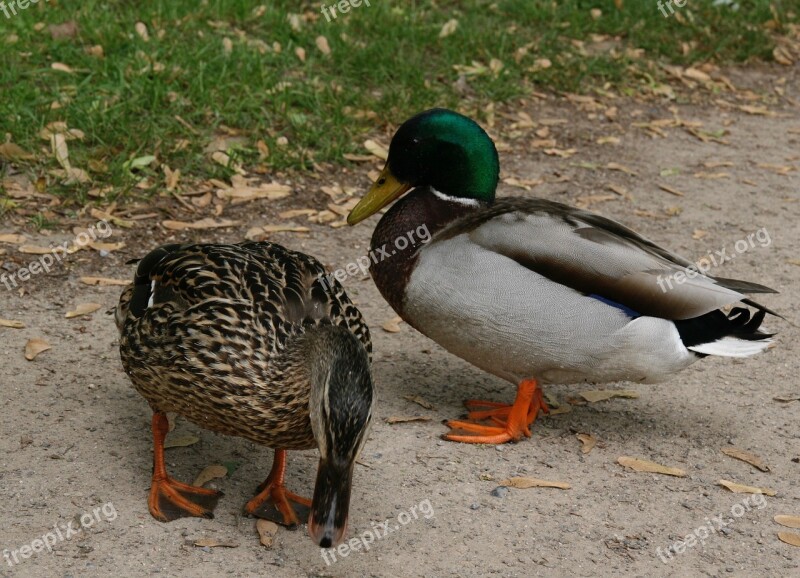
[{"left": 347, "top": 166, "right": 411, "bottom": 225}]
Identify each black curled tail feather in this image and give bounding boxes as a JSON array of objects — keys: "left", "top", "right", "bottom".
[{"left": 675, "top": 306, "right": 772, "bottom": 352}]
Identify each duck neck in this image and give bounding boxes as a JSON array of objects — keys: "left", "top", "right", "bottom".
[
  {"left": 369, "top": 187, "right": 487, "bottom": 316},
  {"left": 297, "top": 325, "right": 372, "bottom": 455}
]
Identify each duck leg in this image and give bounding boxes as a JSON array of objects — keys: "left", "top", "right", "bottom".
[
  {"left": 444, "top": 378, "right": 549, "bottom": 444},
  {"left": 148, "top": 412, "right": 222, "bottom": 521},
  {"left": 245, "top": 449, "right": 311, "bottom": 529}
]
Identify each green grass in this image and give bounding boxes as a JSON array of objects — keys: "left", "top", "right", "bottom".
[{"left": 0, "top": 0, "right": 796, "bottom": 205}]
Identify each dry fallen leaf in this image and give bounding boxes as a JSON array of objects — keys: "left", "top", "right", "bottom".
[
  {"left": 385, "top": 416, "right": 430, "bottom": 424},
  {"left": 607, "top": 162, "right": 637, "bottom": 176},
  {"left": 19, "top": 244, "right": 72, "bottom": 255},
  {"left": 0, "top": 319, "right": 25, "bottom": 329},
  {"left": 193, "top": 464, "right": 228, "bottom": 487},
  {"left": 500, "top": 477, "right": 571, "bottom": 490},
  {"left": 738, "top": 104, "right": 774, "bottom": 116},
  {"left": 658, "top": 184, "right": 685, "bottom": 197},
  {"left": 382, "top": 316, "right": 403, "bottom": 333},
  {"left": 135, "top": 22, "right": 149, "bottom": 41},
  {"left": 778, "top": 532, "right": 800, "bottom": 548},
  {"left": 502, "top": 177, "right": 544, "bottom": 190},
  {"left": 694, "top": 171, "right": 730, "bottom": 180},
  {"left": 210, "top": 150, "right": 245, "bottom": 174},
  {"left": 164, "top": 434, "right": 200, "bottom": 449},
  {"left": 718, "top": 479, "right": 776, "bottom": 496},
  {"left": 576, "top": 433, "right": 597, "bottom": 454},
  {"left": 51, "top": 133, "right": 70, "bottom": 170},
  {"left": 245, "top": 225, "right": 311, "bottom": 241},
  {"left": 88, "top": 241, "right": 126, "bottom": 253},
  {"left": 86, "top": 209, "right": 133, "bottom": 230},
  {"left": 606, "top": 183, "right": 630, "bottom": 197},
  {"left": 575, "top": 194, "right": 617, "bottom": 209},
  {"left": 49, "top": 20, "right": 79, "bottom": 40},
  {"left": 215, "top": 181, "right": 291, "bottom": 204},
  {"left": 0, "top": 233, "right": 27, "bottom": 244},
  {"left": 162, "top": 218, "right": 241, "bottom": 231},
  {"left": 80, "top": 276, "right": 129, "bottom": 286},
  {"left": 702, "top": 160, "right": 734, "bottom": 168},
  {"left": 683, "top": 67, "right": 711, "bottom": 83},
  {"left": 773, "top": 394, "right": 800, "bottom": 403},
  {"left": 773, "top": 46, "right": 794, "bottom": 66},
  {"left": 775, "top": 515, "right": 800, "bottom": 529},
  {"left": 721, "top": 447, "right": 770, "bottom": 472},
  {"left": 25, "top": 338, "right": 51, "bottom": 361},
  {"left": 315, "top": 35, "right": 331, "bottom": 55},
  {"left": 51, "top": 62, "right": 74, "bottom": 74},
  {"left": 439, "top": 19, "right": 459, "bottom": 38},
  {"left": 580, "top": 390, "right": 639, "bottom": 403},
  {"left": 0, "top": 142, "right": 35, "bottom": 160},
  {"left": 192, "top": 538, "right": 238, "bottom": 548},
  {"left": 85, "top": 44, "right": 104, "bottom": 58},
  {"left": 363, "top": 139, "right": 389, "bottom": 160},
  {"left": 403, "top": 395, "right": 434, "bottom": 410},
  {"left": 256, "top": 520, "right": 279, "bottom": 548},
  {"left": 65, "top": 303, "right": 102, "bottom": 319},
  {"left": 543, "top": 147, "right": 577, "bottom": 158},
  {"left": 279, "top": 209, "right": 317, "bottom": 219},
  {"left": 618, "top": 456, "right": 686, "bottom": 477}
]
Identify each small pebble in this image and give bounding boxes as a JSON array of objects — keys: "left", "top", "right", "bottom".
[
  {"left": 470, "top": 502, "right": 480, "bottom": 510},
  {"left": 491, "top": 486, "right": 509, "bottom": 498}
]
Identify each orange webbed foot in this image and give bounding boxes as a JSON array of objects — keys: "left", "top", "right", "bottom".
[
  {"left": 147, "top": 411, "right": 223, "bottom": 522},
  {"left": 244, "top": 449, "right": 311, "bottom": 529},
  {"left": 443, "top": 379, "right": 548, "bottom": 444},
  {"left": 149, "top": 476, "right": 222, "bottom": 521}
]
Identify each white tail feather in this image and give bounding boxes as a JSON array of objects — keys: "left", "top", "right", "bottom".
[{"left": 688, "top": 336, "right": 772, "bottom": 358}]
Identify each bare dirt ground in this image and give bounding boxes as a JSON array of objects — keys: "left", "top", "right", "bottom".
[{"left": 1, "top": 66, "right": 798, "bottom": 578}]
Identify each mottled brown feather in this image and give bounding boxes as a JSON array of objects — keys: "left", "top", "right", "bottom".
[{"left": 117, "top": 242, "right": 372, "bottom": 450}]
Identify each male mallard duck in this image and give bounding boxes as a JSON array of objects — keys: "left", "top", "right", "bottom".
[
  {"left": 116, "top": 241, "right": 374, "bottom": 547},
  {"left": 347, "top": 108, "right": 779, "bottom": 445}
]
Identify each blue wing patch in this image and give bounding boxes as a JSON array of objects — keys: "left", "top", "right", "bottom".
[{"left": 588, "top": 294, "right": 640, "bottom": 318}]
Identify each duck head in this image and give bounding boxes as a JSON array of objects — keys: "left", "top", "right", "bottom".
[
  {"left": 348, "top": 108, "right": 500, "bottom": 224},
  {"left": 306, "top": 325, "right": 374, "bottom": 548}
]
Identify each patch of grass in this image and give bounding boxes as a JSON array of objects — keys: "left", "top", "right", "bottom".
[{"left": 0, "top": 0, "right": 796, "bottom": 204}]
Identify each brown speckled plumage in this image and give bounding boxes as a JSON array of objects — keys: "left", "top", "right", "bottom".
[{"left": 116, "top": 241, "right": 372, "bottom": 451}]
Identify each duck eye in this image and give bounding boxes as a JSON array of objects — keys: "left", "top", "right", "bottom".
[{"left": 410, "top": 138, "right": 420, "bottom": 146}]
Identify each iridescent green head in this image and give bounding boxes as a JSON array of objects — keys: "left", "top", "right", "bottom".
[{"left": 348, "top": 108, "right": 499, "bottom": 224}]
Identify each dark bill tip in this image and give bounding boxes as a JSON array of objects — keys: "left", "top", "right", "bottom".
[{"left": 307, "top": 459, "right": 353, "bottom": 548}]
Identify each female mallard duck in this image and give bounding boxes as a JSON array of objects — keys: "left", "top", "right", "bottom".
[
  {"left": 347, "top": 108, "right": 779, "bottom": 445},
  {"left": 116, "top": 241, "right": 374, "bottom": 547}
]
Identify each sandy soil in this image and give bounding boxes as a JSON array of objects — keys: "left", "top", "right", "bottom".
[{"left": 1, "top": 67, "right": 798, "bottom": 578}]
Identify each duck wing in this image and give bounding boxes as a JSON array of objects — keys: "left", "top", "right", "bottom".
[
  {"left": 117, "top": 242, "right": 371, "bottom": 355},
  {"left": 438, "top": 198, "right": 777, "bottom": 321}
]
